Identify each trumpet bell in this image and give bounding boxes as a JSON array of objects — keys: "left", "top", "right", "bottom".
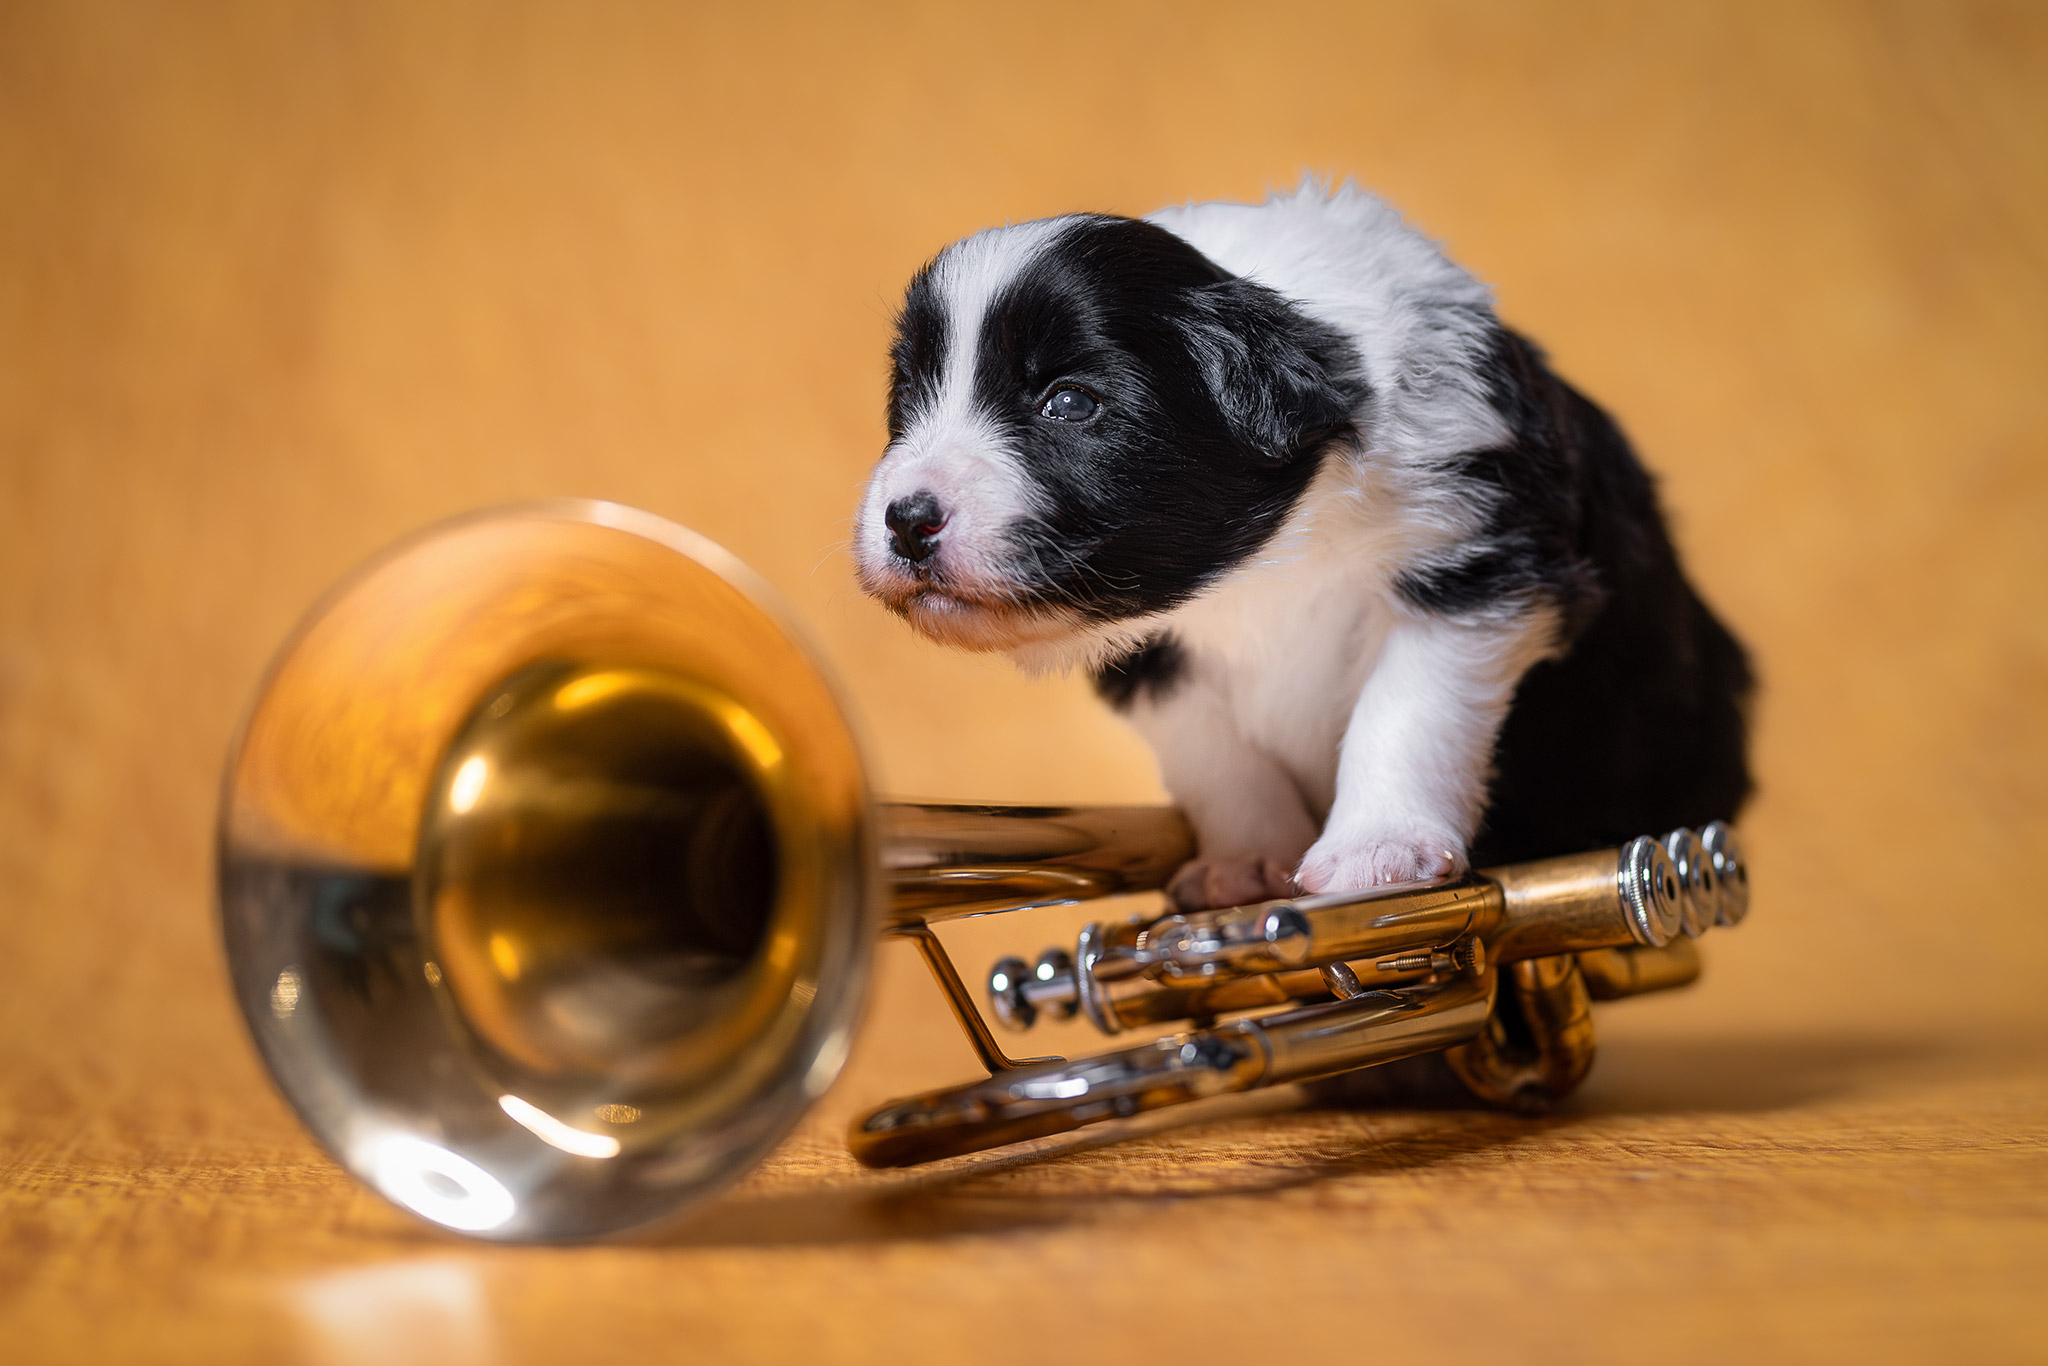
[{"left": 218, "top": 503, "right": 877, "bottom": 1241}]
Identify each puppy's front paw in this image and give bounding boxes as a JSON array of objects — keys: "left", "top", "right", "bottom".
[
  {"left": 1167, "top": 853, "right": 1301, "bottom": 911},
  {"left": 1295, "top": 831, "right": 1466, "bottom": 894}
]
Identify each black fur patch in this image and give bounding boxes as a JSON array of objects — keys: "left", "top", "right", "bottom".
[
  {"left": 1394, "top": 327, "right": 1604, "bottom": 628},
  {"left": 1428, "top": 328, "right": 1755, "bottom": 862},
  {"left": 886, "top": 261, "right": 948, "bottom": 442},
  {"left": 888, "top": 216, "right": 1368, "bottom": 623},
  {"left": 1091, "top": 633, "right": 1187, "bottom": 710}
]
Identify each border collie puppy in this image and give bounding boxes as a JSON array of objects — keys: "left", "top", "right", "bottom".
[{"left": 855, "top": 183, "right": 1752, "bottom": 911}]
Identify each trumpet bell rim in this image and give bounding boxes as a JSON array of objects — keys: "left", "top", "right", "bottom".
[{"left": 217, "top": 501, "right": 879, "bottom": 1241}]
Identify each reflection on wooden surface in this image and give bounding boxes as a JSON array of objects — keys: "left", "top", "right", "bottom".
[{"left": 1, "top": 2, "right": 2045, "bottom": 1362}]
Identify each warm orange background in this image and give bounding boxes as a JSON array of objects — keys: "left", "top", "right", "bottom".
[{"left": 2, "top": 3, "right": 2044, "bottom": 1362}]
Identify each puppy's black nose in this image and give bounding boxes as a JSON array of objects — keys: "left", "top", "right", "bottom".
[{"left": 885, "top": 492, "right": 948, "bottom": 564}]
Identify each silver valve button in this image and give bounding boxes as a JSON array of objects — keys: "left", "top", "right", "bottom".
[{"left": 1700, "top": 822, "right": 1749, "bottom": 926}]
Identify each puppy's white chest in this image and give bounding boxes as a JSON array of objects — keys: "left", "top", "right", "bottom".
[{"left": 1174, "top": 562, "right": 1390, "bottom": 819}]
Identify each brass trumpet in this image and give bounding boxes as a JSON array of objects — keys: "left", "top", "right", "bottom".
[{"left": 219, "top": 502, "right": 1748, "bottom": 1243}]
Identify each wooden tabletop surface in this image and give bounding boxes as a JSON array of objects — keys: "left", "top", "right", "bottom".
[{"left": 3, "top": 3, "right": 2044, "bottom": 1362}]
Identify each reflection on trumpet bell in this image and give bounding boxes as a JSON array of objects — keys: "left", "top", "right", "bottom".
[{"left": 415, "top": 660, "right": 827, "bottom": 1144}]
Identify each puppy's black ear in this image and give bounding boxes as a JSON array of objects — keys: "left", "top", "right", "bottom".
[{"left": 1178, "top": 279, "right": 1363, "bottom": 463}]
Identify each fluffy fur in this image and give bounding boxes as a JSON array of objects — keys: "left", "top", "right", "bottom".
[{"left": 856, "top": 182, "right": 1751, "bottom": 907}]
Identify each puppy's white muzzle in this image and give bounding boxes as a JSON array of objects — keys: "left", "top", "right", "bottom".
[{"left": 856, "top": 411, "right": 1068, "bottom": 650}]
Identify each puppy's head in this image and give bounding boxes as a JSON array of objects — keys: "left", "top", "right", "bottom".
[{"left": 855, "top": 214, "right": 1364, "bottom": 657}]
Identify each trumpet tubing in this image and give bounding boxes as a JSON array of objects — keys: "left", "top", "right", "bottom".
[
  {"left": 854, "top": 819, "right": 1745, "bottom": 1166},
  {"left": 218, "top": 502, "right": 1750, "bottom": 1242}
]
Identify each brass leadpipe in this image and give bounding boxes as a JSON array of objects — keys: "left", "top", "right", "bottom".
[{"left": 880, "top": 802, "right": 1193, "bottom": 924}]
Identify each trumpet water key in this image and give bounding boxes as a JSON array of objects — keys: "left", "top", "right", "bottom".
[{"left": 219, "top": 502, "right": 1749, "bottom": 1243}]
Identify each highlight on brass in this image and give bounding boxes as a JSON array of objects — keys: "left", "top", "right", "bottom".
[{"left": 217, "top": 501, "right": 1750, "bottom": 1243}]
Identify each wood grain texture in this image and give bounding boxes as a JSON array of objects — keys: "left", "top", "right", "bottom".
[{"left": 2, "top": 2, "right": 2044, "bottom": 1361}]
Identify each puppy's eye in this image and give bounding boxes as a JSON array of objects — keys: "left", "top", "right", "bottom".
[{"left": 1039, "top": 386, "right": 1100, "bottom": 422}]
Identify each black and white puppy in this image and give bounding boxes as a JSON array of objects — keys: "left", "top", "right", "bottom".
[{"left": 855, "top": 184, "right": 1752, "bottom": 911}]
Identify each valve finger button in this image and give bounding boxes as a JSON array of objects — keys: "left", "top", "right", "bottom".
[
  {"left": 1701, "top": 822, "right": 1749, "bottom": 926},
  {"left": 1662, "top": 827, "right": 1719, "bottom": 938},
  {"left": 1619, "top": 836, "right": 1684, "bottom": 947},
  {"left": 1033, "top": 948, "right": 1078, "bottom": 1021},
  {"left": 988, "top": 956, "right": 1034, "bottom": 1031}
]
